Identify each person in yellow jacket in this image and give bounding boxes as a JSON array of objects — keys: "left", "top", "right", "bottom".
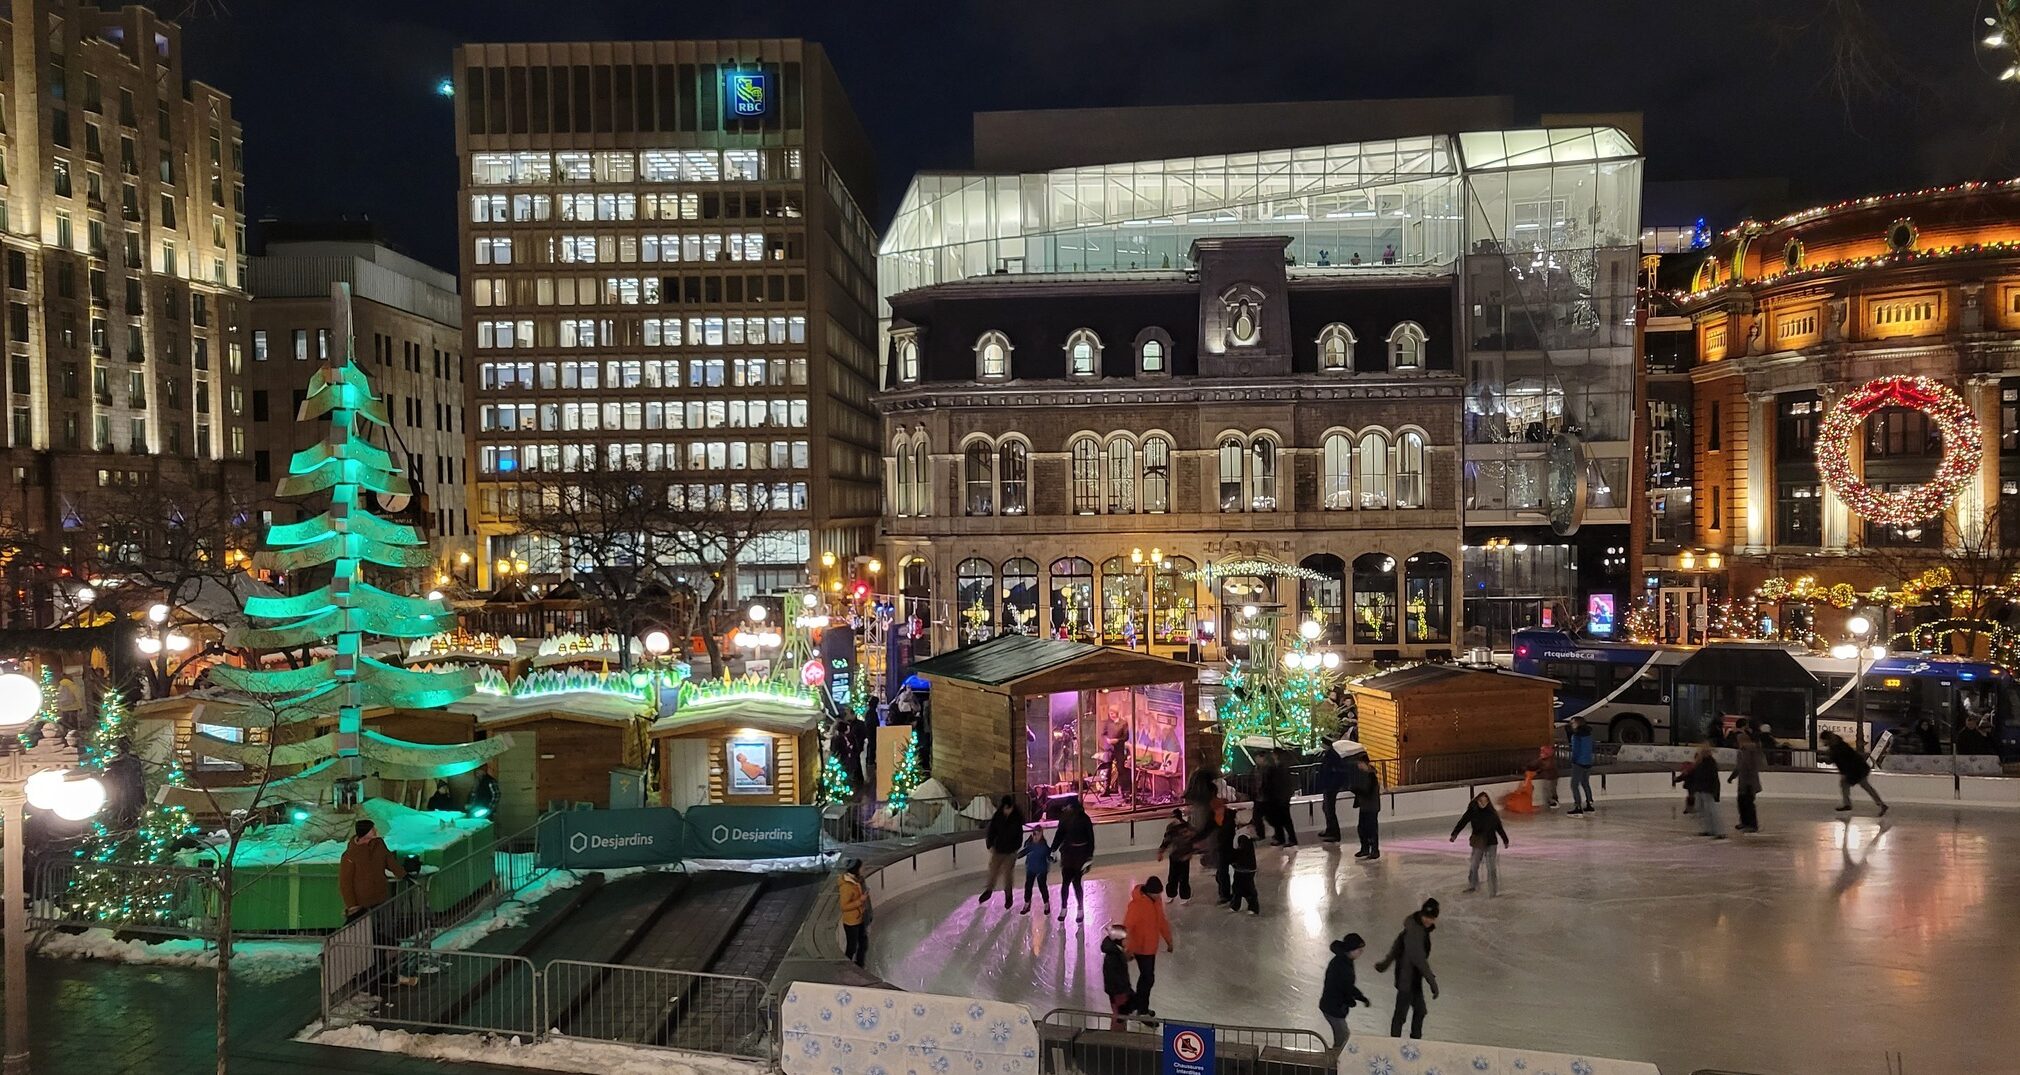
[{"left": 838, "top": 859, "right": 871, "bottom": 967}]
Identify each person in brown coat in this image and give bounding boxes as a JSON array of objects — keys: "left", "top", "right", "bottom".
[{"left": 340, "top": 819, "right": 415, "bottom": 989}]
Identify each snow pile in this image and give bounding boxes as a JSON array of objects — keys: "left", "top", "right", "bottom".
[
  {"left": 36, "top": 929, "right": 319, "bottom": 983},
  {"left": 197, "top": 799, "right": 488, "bottom": 868},
  {"left": 431, "top": 864, "right": 657, "bottom": 951},
  {"left": 301, "top": 1022, "right": 766, "bottom": 1075}
]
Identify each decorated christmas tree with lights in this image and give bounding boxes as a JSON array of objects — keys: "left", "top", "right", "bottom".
[
  {"left": 1215, "top": 611, "right": 1339, "bottom": 768},
  {"left": 886, "top": 729, "right": 925, "bottom": 811},
  {"left": 63, "top": 690, "right": 201, "bottom": 926},
  {"left": 166, "top": 285, "right": 507, "bottom": 817}
]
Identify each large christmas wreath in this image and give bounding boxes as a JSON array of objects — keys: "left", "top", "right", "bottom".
[{"left": 1814, "top": 376, "right": 1982, "bottom": 527}]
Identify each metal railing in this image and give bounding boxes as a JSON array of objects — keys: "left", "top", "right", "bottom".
[
  {"left": 821, "top": 795, "right": 984, "bottom": 847},
  {"left": 322, "top": 942, "right": 540, "bottom": 1037},
  {"left": 544, "top": 959, "right": 772, "bottom": 1061},
  {"left": 1038, "top": 1008, "right": 1333, "bottom": 1074},
  {"left": 30, "top": 858, "right": 217, "bottom": 937},
  {"left": 426, "top": 813, "right": 557, "bottom": 937}
]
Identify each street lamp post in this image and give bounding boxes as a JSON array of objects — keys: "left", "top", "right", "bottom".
[
  {"left": 1830, "top": 615, "right": 1879, "bottom": 753},
  {"left": 0, "top": 670, "right": 106, "bottom": 1075},
  {"left": 135, "top": 604, "right": 192, "bottom": 699}
]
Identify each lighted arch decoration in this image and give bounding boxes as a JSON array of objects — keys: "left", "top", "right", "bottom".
[{"left": 1814, "top": 375, "right": 1982, "bottom": 527}]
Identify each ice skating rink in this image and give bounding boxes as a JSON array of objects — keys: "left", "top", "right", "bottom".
[{"left": 869, "top": 799, "right": 2015, "bottom": 1074}]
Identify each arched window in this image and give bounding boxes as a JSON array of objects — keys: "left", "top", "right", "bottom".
[
  {"left": 1141, "top": 338, "right": 1165, "bottom": 374},
  {"left": 1002, "top": 557, "right": 1039, "bottom": 634},
  {"left": 1404, "top": 552, "right": 1452, "bottom": 643},
  {"left": 1049, "top": 556, "right": 1095, "bottom": 640},
  {"left": 1352, "top": 552, "right": 1399, "bottom": 645},
  {"left": 893, "top": 435, "right": 913, "bottom": 516},
  {"left": 1106, "top": 437, "right": 1136, "bottom": 514},
  {"left": 1070, "top": 436, "right": 1101, "bottom": 514},
  {"left": 999, "top": 440, "right": 1028, "bottom": 516},
  {"left": 1152, "top": 555, "right": 1197, "bottom": 645},
  {"left": 910, "top": 437, "right": 931, "bottom": 516},
  {"left": 1099, "top": 555, "right": 1144, "bottom": 645},
  {"left": 1136, "top": 327, "right": 1173, "bottom": 376},
  {"left": 957, "top": 558, "right": 995, "bottom": 644},
  {"left": 1141, "top": 436, "right": 1171, "bottom": 513},
  {"left": 1388, "top": 321, "right": 1427, "bottom": 371},
  {"left": 963, "top": 440, "right": 994, "bottom": 516},
  {"left": 896, "top": 337, "right": 920, "bottom": 383},
  {"left": 1395, "top": 431, "right": 1425, "bottom": 509},
  {"left": 1300, "top": 553, "right": 1346, "bottom": 643},
  {"left": 1317, "top": 324, "right": 1355, "bottom": 372},
  {"left": 901, "top": 556, "right": 934, "bottom": 657},
  {"left": 975, "top": 331, "right": 1011, "bottom": 380},
  {"left": 1217, "top": 436, "right": 1245, "bottom": 512},
  {"left": 1248, "top": 437, "right": 1278, "bottom": 512},
  {"left": 1321, "top": 433, "right": 1352, "bottom": 510},
  {"left": 1065, "top": 328, "right": 1102, "bottom": 378},
  {"left": 1355, "top": 431, "right": 1389, "bottom": 509}
]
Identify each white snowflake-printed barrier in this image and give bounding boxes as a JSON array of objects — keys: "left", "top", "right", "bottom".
[
  {"left": 1341, "top": 1036, "right": 1660, "bottom": 1075},
  {"left": 780, "top": 983, "right": 1039, "bottom": 1075}
]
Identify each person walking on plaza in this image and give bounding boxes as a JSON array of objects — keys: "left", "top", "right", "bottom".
[
  {"left": 1123, "top": 877, "right": 1175, "bottom": 1014},
  {"left": 1374, "top": 898, "right": 1439, "bottom": 1040},
  {"left": 1731, "top": 731, "right": 1765, "bottom": 833},
  {"left": 340, "top": 819, "right": 416, "bottom": 989},
  {"left": 1021, "top": 827, "right": 1054, "bottom": 915},
  {"left": 1155, "top": 808, "right": 1195, "bottom": 902},
  {"left": 1228, "top": 832, "right": 1261, "bottom": 913},
  {"left": 1259, "top": 755, "right": 1299, "bottom": 846},
  {"left": 1685, "top": 745, "right": 1726, "bottom": 838},
  {"left": 1318, "top": 932, "right": 1370, "bottom": 1050},
  {"left": 1100, "top": 925, "right": 1134, "bottom": 1028},
  {"left": 1821, "top": 730, "right": 1889, "bottom": 816},
  {"left": 1449, "top": 792, "right": 1510, "bottom": 895},
  {"left": 1350, "top": 754, "right": 1383, "bottom": 860},
  {"left": 1316, "top": 736, "right": 1354, "bottom": 841},
  {"left": 838, "top": 860, "right": 872, "bottom": 967},
  {"left": 979, "top": 795, "right": 1025, "bottom": 909},
  {"left": 1052, "top": 799, "right": 1097, "bottom": 922},
  {"left": 1567, "top": 716, "right": 1597, "bottom": 815}
]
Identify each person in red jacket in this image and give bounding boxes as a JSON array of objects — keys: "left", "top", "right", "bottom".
[{"left": 1122, "top": 876, "right": 1175, "bottom": 1015}]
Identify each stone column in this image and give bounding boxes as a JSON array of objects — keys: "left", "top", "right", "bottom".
[
  {"left": 1743, "top": 391, "right": 1773, "bottom": 554},
  {"left": 1957, "top": 375, "right": 2001, "bottom": 551}
]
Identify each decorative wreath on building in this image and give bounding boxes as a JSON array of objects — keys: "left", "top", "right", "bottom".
[{"left": 1814, "top": 375, "right": 1982, "bottom": 527}]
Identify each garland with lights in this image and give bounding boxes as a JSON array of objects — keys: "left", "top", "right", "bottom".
[
  {"left": 1890, "top": 618, "right": 2020, "bottom": 665},
  {"left": 1815, "top": 376, "right": 1982, "bottom": 527},
  {"left": 1184, "top": 559, "right": 1328, "bottom": 584}
]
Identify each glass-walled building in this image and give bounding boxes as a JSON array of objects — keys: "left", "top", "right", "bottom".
[{"left": 881, "top": 127, "right": 1643, "bottom": 649}]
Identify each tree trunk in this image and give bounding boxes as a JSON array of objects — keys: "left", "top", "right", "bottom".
[
  {"left": 214, "top": 859, "right": 234, "bottom": 1075},
  {"left": 699, "top": 583, "right": 726, "bottom": 678}
]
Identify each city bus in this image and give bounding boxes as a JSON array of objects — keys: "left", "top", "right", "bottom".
[{"left": 1510, "top": 629, "right": 1690, "bottom": 743}]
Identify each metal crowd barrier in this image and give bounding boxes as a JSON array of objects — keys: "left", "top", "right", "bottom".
[
  {"left": 322, "top": 942, "right": 540, "bottom": 1037},
  {"left": 1037, "top": 1008, "right": 1333, "bottom": 1075},
  {"left": 820, "top": 795, "right": 982, "bottom": 847},
  {"left": 543, "top": 959, "right": 772, "bottom": 1061},
  {"left": 30, "top": 858, "right": 217, "bottom": 937}
]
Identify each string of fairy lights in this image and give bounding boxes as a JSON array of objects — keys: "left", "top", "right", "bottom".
[{"left": 1815, "top": 376, "right": 1982, "bottom": 527}]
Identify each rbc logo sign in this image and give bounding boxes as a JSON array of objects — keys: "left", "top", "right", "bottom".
[{"left": 726, "top": 70, "right": 768, "bottom": 118}]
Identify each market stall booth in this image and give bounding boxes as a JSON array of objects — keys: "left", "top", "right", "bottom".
[
  {"left": 1348, "top": 664, "right": 1556, "bottom": 784},
  {"left": 445, "top": 686, "right": 650, "bottom": 833},
  {"left": 648, "top": 682, "right": 824, "bottom": 809},
  {"left": 911, "top": 635, "right": 1205, "bottom": 817}
]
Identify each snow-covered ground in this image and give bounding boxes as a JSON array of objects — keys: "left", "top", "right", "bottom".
[
  {"left": 871, "top": 798, "right": 2020, "bottom": 1075},
  {"left": 34, "top": 928, "right": 319, "bottom": 983},
  {"left": 300, "top": 1022, "right": 767, "bottom": 1075}
]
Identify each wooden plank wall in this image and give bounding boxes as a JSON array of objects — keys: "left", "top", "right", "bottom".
[
  {"left": 1356, "top": 695, "right": 1406, "bottom": 760},
  {"left": 532, "top": 720, "right": 628, "bottom": 811},
  {"left": 1390, "top": 683, "right": 1554, "bottom": 757},
  {"left": 928, "top": 678, "right": 1016, "bottom": 800}
]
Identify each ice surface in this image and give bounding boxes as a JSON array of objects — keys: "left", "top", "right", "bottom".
[{"left": 869, "top": 798, "right": 2011, "bottom": 1074}]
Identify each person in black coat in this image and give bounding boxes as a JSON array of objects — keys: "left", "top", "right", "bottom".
[
  {"left": 1227, "top": 833, "right": 1260, "bottom": 913},
  {"left": 978, "top": 795, "right": 1025, "bottom": 909},
  {"left": 1051, "top": 800, "right": 1097, "bottom": 922},
  {"left": 1258, "top": 756, "right": 1298, "bottom": 846},
  {"left": 1448, "top": 792, "right": 1509, "bottom": 895},
  {"left": 1349, "top": 755, "right": 1383, "bottom": 860},
  {"left": 1683, "top": 746, "right": 1726, "bottom": 838},
  {"left": 1315, "top": 739, "right": 1354, "bottom": 842},
  {"left": 1100, "top": 926, "right": 1134, "bottom": 1028},
  {"left": 1955, "top": 719, "right": 1998, "bottom": 757},
  {"left": 1318, "top": 932, "right": 1370, "bottom": 1049},
  {"left": 1822, "top": 730, "right": 1889, "bottom": 815}
]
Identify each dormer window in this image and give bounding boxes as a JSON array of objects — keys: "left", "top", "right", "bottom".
[
  {"left": 1387, "top": 321, "right": 1426, "bottom": 371},
  {"left": 1142, "top": 339, "right": 1164, "bottom": 372},
  {"left": 895, "top": 334, "right": 919, "bottom": 384},
  {"left": 1134, "top": 327, "right": 1173, "bottom": 377},
  {"left": 1317, "top": 323, "right": 1355, "bottom": 372},
  {"left": 1064, "top": 328, "right": 1102, "bottom": 379},
  {"left": 975, "top": 330, "right": 1011, "bottom": 381}
]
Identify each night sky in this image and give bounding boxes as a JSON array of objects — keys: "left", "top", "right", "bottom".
[{"left": 170, "top": 0, "right": 2020, "bottom": 272}]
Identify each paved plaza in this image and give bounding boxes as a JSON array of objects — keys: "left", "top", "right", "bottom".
[{"left": 870, "top": 798, "right": 2011, "bottom": 1074}]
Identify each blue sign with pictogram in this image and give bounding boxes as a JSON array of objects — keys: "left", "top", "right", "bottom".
[
  {"left": 726, "top": 69, "right": 768, "bottom": 117},
  {"left": 1161, "top": 1022, "right": 1214, "bottom": 1075}
]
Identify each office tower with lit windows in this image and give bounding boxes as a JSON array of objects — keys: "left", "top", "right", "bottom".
[
  {"left": 453, "top": 39, "right": 879, "bottom": 594},
  {"left": 0, "top": 1, "right": 251, "bottom": 622}
]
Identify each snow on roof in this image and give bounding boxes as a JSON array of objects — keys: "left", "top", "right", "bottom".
[{"left": 448, "top": 689, "right": 647, "bottom": 727}]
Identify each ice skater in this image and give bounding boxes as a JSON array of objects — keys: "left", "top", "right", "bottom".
[
  {"left": 1449, "top": 791, "right": 1510, "bottom": 894},
  {"left": 837, "top": 860, "right": 871, "bottom": 967},
  {"left": 979, "top": 795, "right": 1025, "bottom": 909},
  {"left": 1207, "top": 799, "right": 1238, "bottom": 903},
  {"left": 1529, "top": 744, "right": 1559, "bottom": 809},
  {"left": 1051, "top": 799, "right": 1097, "bottom": 922},
  {"left": 1318, "top": 931, "right": 1370, "bottom": 1049},
  {"left": 1316, "top": 734, "right": 1354, "bottom": 841},
  {"left": 1122, "top": 877, "right": 1175, "bottom": 1014},
  {"left": 1100, "top": 925, "right": 1133, "bottom": 1028},
  {"left": 1351, "top": 754, "right": 1382, "bottom": 860},
  {"left": 1228, "top": 832, "right": 1261, "bottom": 913},
  {"left": 1155, "top": 808, "right": 1195, "bottom": 902},
  {"left": 1684, "top": 745, "right": 1726, "bottom": 838},
  {"left": 1020, "top": 827, "right": 1053, "bottom": 915},
  {"left": 1731, "top": 731, "right": 1764, "bottom": 833},
  {"left": 1822, "top": 730, "right": 1889, "bottom": 816},
  {"left": 1567, "top": 715, "right": 1597, "bottom": 815},
  {"left": 1374, "top": 898, "right": 1439, "bottom": 1039},
  {"left": 1258, "top": 755, "right": 1298, "bottom": 846}
]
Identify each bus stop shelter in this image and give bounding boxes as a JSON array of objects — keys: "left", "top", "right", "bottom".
[{"left": 1671, "top": 644, "right": 1820, "bottom": 748}]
